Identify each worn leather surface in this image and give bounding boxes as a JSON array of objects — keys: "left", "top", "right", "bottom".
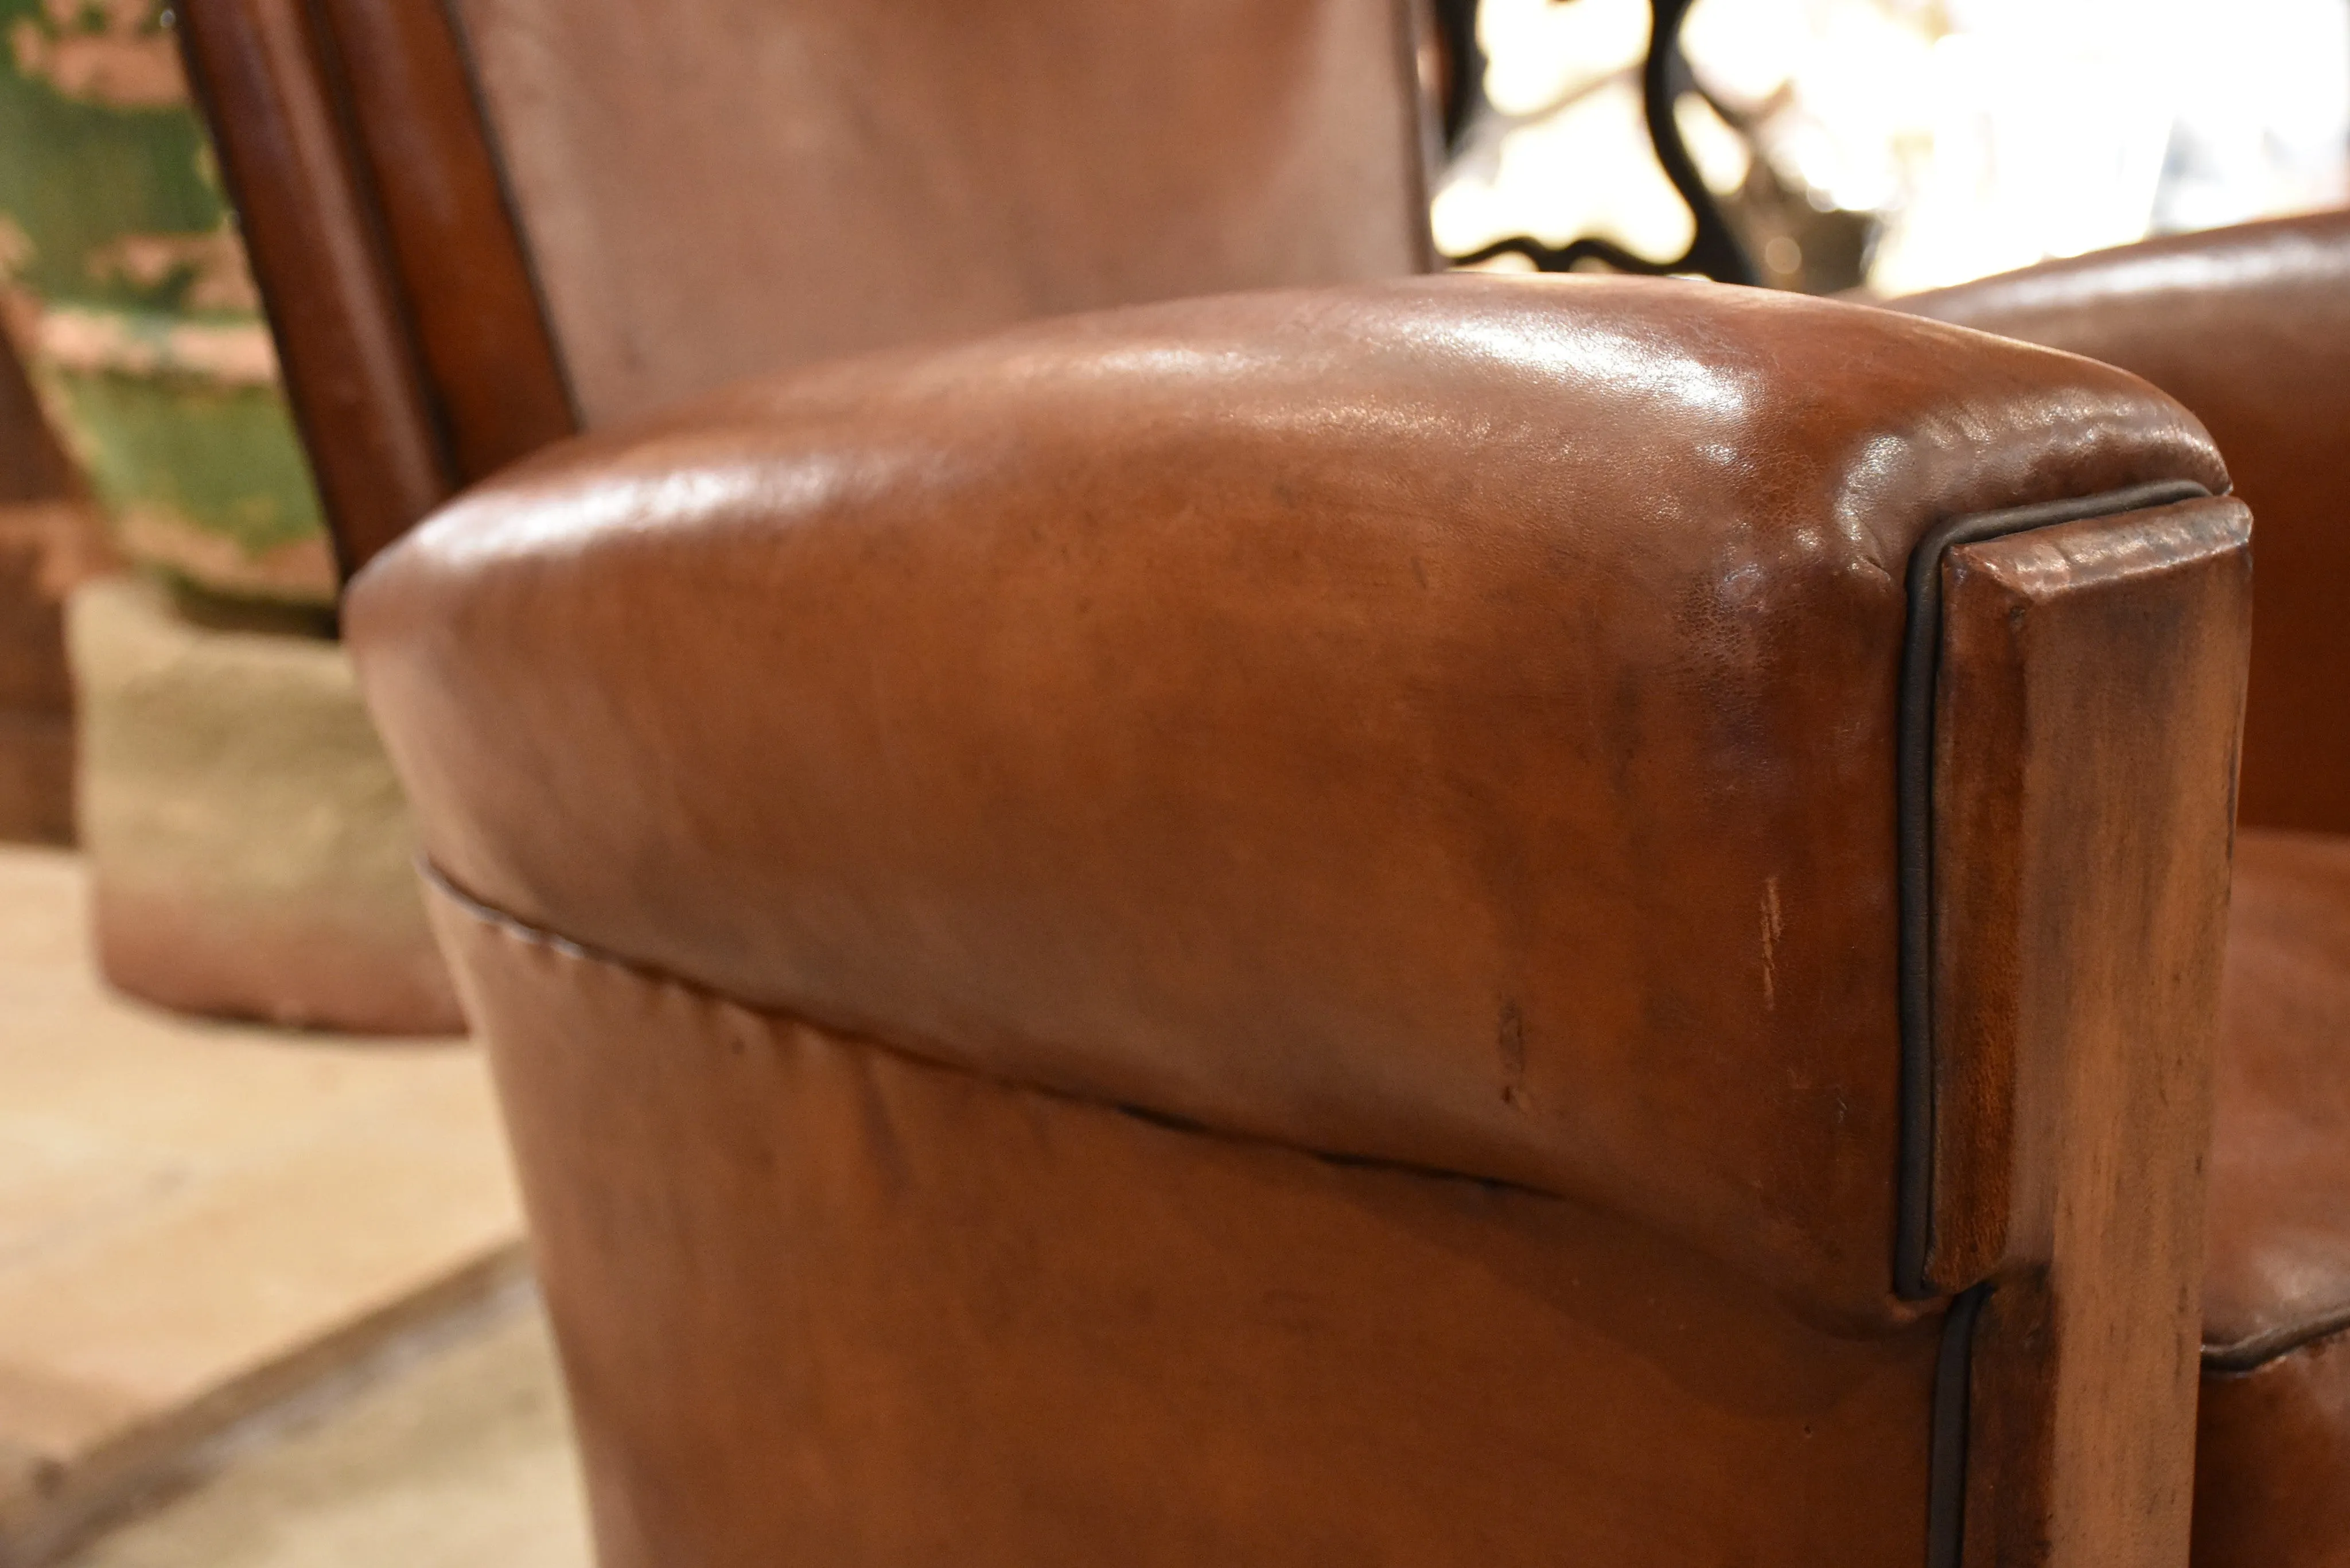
[
  {"left": 443, "top": 0, "right": 1434, "bottom": 426},
  {"left": 1895, "top": 209, "right": 2350, "bottom": 834},
  {"left": 432, "top": 880, "right": 1946, "bottom": 1568},
  {"left": 350, "top": 273, "right": 2225, "bottom": 1323}
]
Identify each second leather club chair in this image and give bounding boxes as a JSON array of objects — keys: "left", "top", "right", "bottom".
[
  {"left": 1896, "top": 213, "right": 2350, "bottom": 1568},
  {"left": 180, "top": 1, "right": 2269, "bottom": 1563}
]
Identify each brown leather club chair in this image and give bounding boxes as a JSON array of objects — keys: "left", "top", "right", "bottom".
[
  {"left": 181, "top": 2, "right": 2259, "bottom": 1563},
  {"left": 1894, "top": 213, "right": 2350, "bottom": 1568}
]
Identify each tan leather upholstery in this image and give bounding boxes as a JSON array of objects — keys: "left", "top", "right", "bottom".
[
  {"left": 433, "top": 882, "right": 1943, "bottom": 1567},
  {"left": 444, "top": 0, "right": 1435, "bottom": 425},
  {"left": 1894, "top": 211, "right": 2350, "bottom": 1568},
  {"left": 351, "top": 274, "right": 2225, "bottom": 1332}
]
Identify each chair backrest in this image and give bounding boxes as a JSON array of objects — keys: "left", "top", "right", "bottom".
[{"left": 179, "top": 0, "right": 1436, "bottom": 575}]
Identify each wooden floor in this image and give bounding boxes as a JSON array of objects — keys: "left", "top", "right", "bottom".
[{"left": 0, "top": 847, "right": 528, "bottom": 1566}]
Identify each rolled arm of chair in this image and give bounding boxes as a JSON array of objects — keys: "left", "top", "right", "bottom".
[{"left": 347, "top": 274, "right": 2242, "bottom": 1328}]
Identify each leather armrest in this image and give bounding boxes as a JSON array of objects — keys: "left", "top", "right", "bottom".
[
  {"left": 348, "top": 273, "right": 2224, "bottom": 1325},
  {"left": 1893, "top": 209, "right": 2350, "bottom": 832}
]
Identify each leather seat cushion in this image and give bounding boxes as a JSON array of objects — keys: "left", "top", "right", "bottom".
[{"left": 2195, "top": 827, "right": 2350, "bottom": 1566}]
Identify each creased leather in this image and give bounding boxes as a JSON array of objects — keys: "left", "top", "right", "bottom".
[{"left": 349, "top": 273, "right": 2224, "bottom": 1324}]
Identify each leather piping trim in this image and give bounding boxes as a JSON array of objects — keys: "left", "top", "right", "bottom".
[
  {"left": 1927, "top": 1281, "right": 1992, "bottom": 1568},
  {"left": 2203, "top": 1303, "right": 2350, "bottom": 1375},
  {"left": 1894, "top": 477, "right": 2215, "bottom": 1302}
]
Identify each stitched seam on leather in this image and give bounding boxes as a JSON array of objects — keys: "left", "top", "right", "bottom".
[
  {"left": 419, "top": 858, "right": 1682, "bottom": 1222},
  {"left": 2203, "top": 1304, "right": 2350, "bottom": 1375}
]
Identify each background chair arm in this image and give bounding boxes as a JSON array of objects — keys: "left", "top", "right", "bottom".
[{"left": 1893, "top": 208, "right": 2350, "bottom": 832}]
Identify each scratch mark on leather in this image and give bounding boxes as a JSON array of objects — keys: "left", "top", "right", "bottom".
[
  {"left": 1497, "top": 1001, "right": 1527, "bottom": 1108},
  {"left": 1761, "top": 876, "right": 1784, "bottom": 1011}
]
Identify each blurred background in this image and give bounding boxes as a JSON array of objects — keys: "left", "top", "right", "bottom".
[{"left": 1435, "top": 0, "right": 2350, "bottom": 293}]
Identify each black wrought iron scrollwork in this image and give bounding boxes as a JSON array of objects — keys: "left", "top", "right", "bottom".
[
  {"left": 1441, "top": 0, "right": 1758, "bottom": 286},
  {"left": 1430, "top": 0, "right": 1488, "bottom": 154}
]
